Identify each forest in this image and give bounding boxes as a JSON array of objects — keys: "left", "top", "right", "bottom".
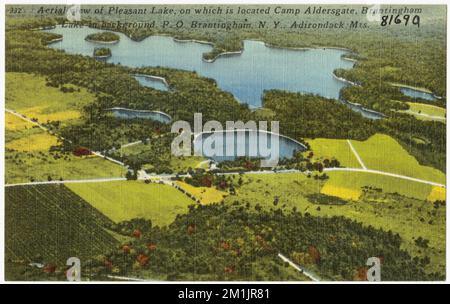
[
  {"left": 85, "top": 202, "right": 441, "bottom": 281},
  {"left": 8, "top": 195, "right": 439, "bottom": 281}
]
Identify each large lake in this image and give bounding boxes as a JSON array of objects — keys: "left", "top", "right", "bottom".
[{"left": 45, "top": 26, "right": 354, "bottom": 108}]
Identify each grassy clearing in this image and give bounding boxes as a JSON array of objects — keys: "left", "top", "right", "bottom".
[
  {"left": 176, "top": 181, "right": 228, "bottom": 204},
  {"left": 320, "top": 183, "right": 361, "bottom": 200},
  {"left": 6, "top": 125, "right": 45, "bottom": 143},
  {"left": 6, "top": 72, "right": 95, "bottom": 124},
  {"left": 306, "top": 138, "right": 360, "bottom": 168},
  {"left": 6, "top": 132, "right": 59, "bottom": 152},
  {"left": 5, "top": 150, "right": 126, "bottom": 184},
  {"left": 225, "top": 172, "right": 445, "bottom": 275},
  {"left": 21, "top": 107, "right": 81, "bottom": 122},
  {"left": 350, "top": 134, "right": 445, "bottom": 184},
  {"left": 5, "top": 118, "right": 126, "bottom": 183},
  {"left": 67, "top": 181, "right": 195, "bottom": 227},
  {"left": 5, "top": 112, "right": 34, "bottom": 131},
  {"left": 398, "top": 102, "right": 446, "bottom": 122},
  {"left": 407, "top": 102, "right": 446, "bottom": 117}
]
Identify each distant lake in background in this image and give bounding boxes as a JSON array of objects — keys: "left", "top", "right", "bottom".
[{"left": 45, "top": 26, "right": 354, "bottom": 108}]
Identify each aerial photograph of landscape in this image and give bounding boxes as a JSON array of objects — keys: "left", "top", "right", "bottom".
[{"left": 2, "top": 3, "right": 447, "bottom": 283}]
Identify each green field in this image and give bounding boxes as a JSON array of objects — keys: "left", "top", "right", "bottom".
[
  {"left": 5, "top": 149, "right": 126, "bottom": 184},
  {"left": 306, "top": 138, "right": 361, "bottom": 168},
  {"left": 176, "top": 181, "right": 228, "bottom": 204},
  {"left": 6, "top": 126, "right": 59, "bottom": 152},
  {"left": 225, "top": 172, "right": 445, "bottom": 275},
  {"left": 5, "top": 185, "right": 118, "bottom": 267},
  {"left": 6, "top": 72, "right": 95, "bottom": 124},
  {"left": 401, "top": 102, "right": 446, "bottom": 122},
  {"left": 67, "top": 181, "right": 195, "bottom": 226},
  {"left": 5, "top": 112, "right": 127, "bottom": 184},
  {"left": 350, "top": 134, "right": 445, "bottom": 184}
]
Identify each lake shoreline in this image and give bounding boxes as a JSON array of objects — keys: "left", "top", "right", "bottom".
[
  {"left": 390, "top": 82, "right": 443, "bottom": 100},
  {"left": 94, "top": 54, "right": 111, "bottom": 59},
  {"left": 202, "top": 41, "right": 356, "bottom": 63},
  {"left": 390, "top": 82, "right": 432, "bottom": 94},
  {"left": 202, "top": 50, "right": 243, "bottom": 63},
  {"left": 332, "top": 72, "right": 360, "bottom": 87},
  {"left": 339, "top": 98, "right": 385, "bottom": 119},
  {"left": 173, "top": 37, "right": 214, "bottom": 46},
  {"left": 45, "top": 37, "right": 63, "bottom": 44}
]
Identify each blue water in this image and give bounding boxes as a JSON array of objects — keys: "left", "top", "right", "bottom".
[
  {"left": 400, "top": 87, "right": 437, "bottom": 101},
  {"left": 45, "top": 25, "right": 355, "bottom": 108},
  {"left": 107, "top": 108, "right": 172, "bottom": 124},
  {"left": 193, "top": 130, "right": 306, "bottom": 163},
  {"left": 133, "top": 74, "right": 169, "bottom": 91}
]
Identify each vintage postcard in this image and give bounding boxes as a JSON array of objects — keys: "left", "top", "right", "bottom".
[{"left": 3, "top": 2, "right": 447, "bottom": 283}]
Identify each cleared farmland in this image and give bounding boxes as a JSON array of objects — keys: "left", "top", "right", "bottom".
[
  {"left": 6, "top": 72, "right": 95, "bottom": 125},
  {"left": 401, "top": 102, "right": 446, "bottom": 122},
  {"left": 5, "top": 112, "right": 34, "bottom": 131},
  {"left": 5, "top": 185, "right": 118, "bottom": 265},
  {"left": 306, "top": 138, "right": 360, "bottom": 168},
  {"left": 350, "top": 134, "right": 445, "bottom": 184},
  {"left": 5, "top": 150, "right": 126, "bottom": 184},
  {"left": 67, "top": 181, "right": 195, "bottom": 226},
  {"left": 175, "top": 181, "right": 228, "bottom": 204}
]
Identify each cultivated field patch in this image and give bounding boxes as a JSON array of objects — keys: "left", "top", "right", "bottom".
[
  {"left": 406, "top": 102, "right": 446, "bottom": 119},
  {"left": 5, "top": 112, "right": 34, "bottom": 131},
  {"left": 350, "top": 134, "right": 445, "bottom": 184},
  {"left": 67, "top": 181, "right": 195, "bottom": 226},
  {"left": 320, "top": 184, "right": 361, "bottom": 201},
  {"left": 306, "top": 138, "right": 360, "bottom": 168},
  {"left": 5, "top": 151, "right": 126, "bottom": 184},
  {"left": 176, "top": 181, "right": 228, "bottom": 204},
  {"left": 6, "top": 72, "right": 95, "bottom": 124},
  {"left": 5, "top": 185, "right": 117, "bottom": 267},
  {"left": 427, "top": 186, "right": 446, "bottom": 202},
  {"left": 6, "top": 132, "right": 59, "bottom": 152}
]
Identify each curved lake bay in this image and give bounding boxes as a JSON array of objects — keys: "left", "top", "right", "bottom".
[{"left": 45, "top": 26, "right": 354, "bottom": 108}]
